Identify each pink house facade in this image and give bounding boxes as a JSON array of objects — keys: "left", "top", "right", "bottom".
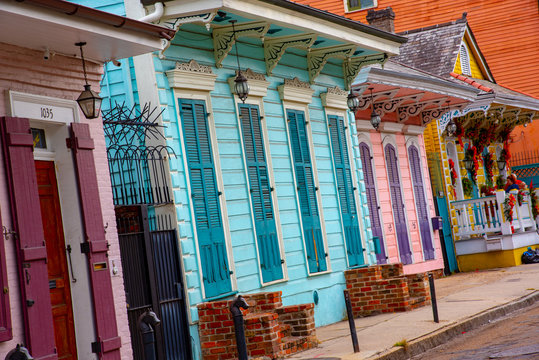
[
  {"left": 0, "top": 1, "right": 171, "bottom": 359},
  {"left": 351, "top": 60, "right": 478, "bottom": 274}
]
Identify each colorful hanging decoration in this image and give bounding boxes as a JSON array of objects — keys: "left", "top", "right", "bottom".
[
  {"left": 483, "top": 151, "right": 494, "bottom": 186},
  {"left": 448, "top": 159, "right": 457, "bottom": 186},
  {"left": 503, "top": 194, "right": 516, "bottom": 224},
  {"left": 530, "top": 182, "right": 539, "bottom": 219},
  {"left": 462, "top": 177, "right": 473, "bottom": 198},
  {"left": 464, "top": 145, "right": 479, "bottom": 183}
]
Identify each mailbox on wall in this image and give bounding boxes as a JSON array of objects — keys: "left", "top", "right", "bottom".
[{"left": 431, "top": 216, "right": 444, "bottom": 230}]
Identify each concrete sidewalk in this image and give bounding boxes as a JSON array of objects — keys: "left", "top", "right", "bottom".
[{"left": 287, "top": 263, "right": 539, "bottom": 360}]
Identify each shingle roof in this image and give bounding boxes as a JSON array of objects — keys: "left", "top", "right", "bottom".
[{"left": 392, "top": 18, "right": 467, "bottom": 77}]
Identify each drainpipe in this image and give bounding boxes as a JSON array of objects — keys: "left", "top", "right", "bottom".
[{"left": 139, "top": 2, "right": 164, "bottom": 23}]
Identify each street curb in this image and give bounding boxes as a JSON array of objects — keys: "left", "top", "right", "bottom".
[{"left": 363, "top": 291, "right": 539, "bottom": 360}]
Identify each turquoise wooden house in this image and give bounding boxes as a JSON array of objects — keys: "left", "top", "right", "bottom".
[{"left": 71, "top": 0, "right": 405, "bottom": 358}]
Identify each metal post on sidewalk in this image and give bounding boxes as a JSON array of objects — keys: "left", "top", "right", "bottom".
[
  {"left": 230, "top": 295, "right": 250, "bottom": 360},
  {"left": 343, "top": 289, "right": 360, "bottom": 353},
  {"left": 137, "top": 309, "right": 161, "bottom": 360},
  {"left": 428, "top": 273, "right": 439, "bottom": 323}
]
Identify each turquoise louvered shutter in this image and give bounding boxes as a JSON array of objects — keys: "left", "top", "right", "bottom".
[
  {"left": 179, "top": 99, "right": 232, "bottom": 298},
  {"left": 238, "top": 104, "right": 283, "bottom": 283},
  {"left": 328, "top": 115, "right": 364, "bottom": 267},
  {"left": 287, "top": 109, "right": 327, "bottom": 273}
]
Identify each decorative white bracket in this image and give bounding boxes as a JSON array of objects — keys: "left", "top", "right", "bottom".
[
  {"left": 212, "top": 21, "right": 270, "bottom": 68},
  {"left": 398, "top": 98, "right": 445, "bottom": 122},
  {"left": 157, "top": 12, "right": 216, "bottom": 58},
  {"left": 343, "top": 53, "right": 388, "bottom": 90},
  {"left": 307, "top": 44, "right": 356, "bottom": 84},
  {"left": 264, "top": 33, "right": 317, "bottom": 75}
]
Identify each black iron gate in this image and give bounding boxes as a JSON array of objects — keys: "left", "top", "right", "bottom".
[{"left": 117, "top": 206, "right": 191, "bottom": 359}]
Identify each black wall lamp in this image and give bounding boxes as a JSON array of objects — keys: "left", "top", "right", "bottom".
[
  {"left": 229, "top": 20, "right": 249, "bottom": 103},
  {"left": 75, "top": 42, "right": 102, "bottom": 119},
  {"left": 347, "top": 90, "right": 359, "bottom": 113},
  {"left": 369, "top": 87, "right": 381, "bottom": 130}
]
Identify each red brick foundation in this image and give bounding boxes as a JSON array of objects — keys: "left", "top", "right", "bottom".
[
  {"left": 345, "top": 264, "right": 435, "bottom": 317},
  {"left": 197, "top": 292, "right": 317, "bottom": 360}
]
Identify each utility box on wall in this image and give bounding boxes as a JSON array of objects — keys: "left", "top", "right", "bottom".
[{"left": 431, "top": 216, "right": 444, "bottom": 230}]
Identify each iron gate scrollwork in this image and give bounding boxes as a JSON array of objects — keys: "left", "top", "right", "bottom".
[{"left": 104, "top": 104, "right": 191, "bottom": 359}]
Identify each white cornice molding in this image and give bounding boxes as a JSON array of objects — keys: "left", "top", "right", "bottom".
[
  {"left": 379, "top": 122, "right": 404, "bottom": 134},
  {"left": 320, "top": 86, "right": 348, "bottom": 110},
  {"left": 166, "top": 59, "right": 217, "bottom": 91},
  {"left": 227, "top": 69, "right": 269, "bottom": 98},
  {"left": 355, "top": 119, "right": 375, "bottom": 132},
  {"left": 278, "top": 77, "right": 314, "bottom": 104},
  {"left": 402, "top": 125, "right": 425, "bottom": 135}
]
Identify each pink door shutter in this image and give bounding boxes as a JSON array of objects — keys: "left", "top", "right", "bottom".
[
  {"left": 67, "top": 123, "right": 121, "bottom": 359},
  {"left": 0, "top": 117, "right": 56, "bottom": 359}
]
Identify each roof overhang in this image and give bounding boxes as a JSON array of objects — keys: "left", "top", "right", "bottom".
[
  {"left": 0, "top": 0, "right": 174, "bottom": 63},
  {"left": 351, "top": 62, "right": 479, "bottom": 127},
  {"left": 159, "top": 0, "right": 405, "bottom": 56}
]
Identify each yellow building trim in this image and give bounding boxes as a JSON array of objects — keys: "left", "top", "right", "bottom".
[
  {"left": 453, "top": 39, "right": 485, "bottom": 79},
  {"left": 457, "top": 245, "right": 529, "bottom": 272}
]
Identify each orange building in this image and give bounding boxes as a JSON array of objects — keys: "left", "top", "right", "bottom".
[{"left": 294, "top": 0, "right": 539, "bottom": 97}]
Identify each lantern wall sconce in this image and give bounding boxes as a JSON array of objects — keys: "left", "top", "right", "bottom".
[
  {"left": 463, "top": 156, "right": 474, "bottom": 172},
  {"left": 497, "top": 158, "right": 506, "bottom": 171},
  {"left": 229, "top": 20, "right": 249, "bottom": 103},
  {"left": 347, "top": 90, "right": 359, "bottom": 113},
  {"left": 75, "top": 42, "right": 102, "bottom": 119},
  {"left": 368, "top": 87, "right": 381, "bottom": 130}
]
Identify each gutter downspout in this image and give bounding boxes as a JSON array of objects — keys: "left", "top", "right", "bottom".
[{"left": 139, "top": 2, "right": 164, "bottom": 23}]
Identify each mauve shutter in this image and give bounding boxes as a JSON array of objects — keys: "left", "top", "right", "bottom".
[
  {"left": 239, "top": 104, "right": 283, "bottom": 283},
  {"left": 68, "top": 123, "right": 121, "bottom": 359},
  {"left": 0, "top": 205, "right": 11, "bottom": 342},
  {"left": 359, "top": 143, "right": 387, "bottom": 264},
  {"left": 408, "top": 145, "right": 435, "bottom": 260},
  {"left": 0, "top": 117, "right": 56, "bottom": 358},
  {"left": 179, "top": 99, "right": 231, "bottom": 298},
  {"left": 287, "top": 110, "right": 327, "bottom": 273},
  {"left": 385, "top": 144, "right": 412, "bottom": 265},
  {"left": 328, "top": 116, "right": 363, "bottom": 267}
]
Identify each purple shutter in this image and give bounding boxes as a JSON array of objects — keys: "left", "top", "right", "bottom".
[
  {"left": 385, "top": 144, "right": 412, "bottom": 265},
  {"left": 0, "top": 117, "right": 56, "bottom": 359},
  {"left": 408, "top": 146, "right": 435, "bottom": 260},
  {"left": 359, "top": 143, "right": 387, "bottom": 264},
  {"left": 0, "top": 202, "right": 11, "bottom": 342},
  {"left": 68, "top": 123, "right": 121, "bottom": 359}
]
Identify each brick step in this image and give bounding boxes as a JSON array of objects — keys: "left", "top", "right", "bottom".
[
  {"left": 279, "top": 336, "right": 316, "bottom": 357},
  {"left": 409, "top": 295, "right": 430, "bottom": 309},
  {"left": 279, "top": 323, "right": 292, "bottom": 339}
]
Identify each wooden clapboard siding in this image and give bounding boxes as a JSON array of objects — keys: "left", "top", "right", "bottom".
[
  {"left": 296, "top": 0, "right": 539, "bottom": 96},
  {"left": 150, "top": 20, "right": 375, "bottom": 329}
]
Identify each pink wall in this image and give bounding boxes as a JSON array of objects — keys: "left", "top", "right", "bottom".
[
  {"left": 369, "top": 130, "right": 444, "bottom": 274},
  {"left": 0, "top": 42, "right": 131, "bottom": 359}
]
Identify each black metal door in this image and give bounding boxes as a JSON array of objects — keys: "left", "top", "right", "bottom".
[{"left": 117, "top": 205, "right": 192, "bottom": 360}]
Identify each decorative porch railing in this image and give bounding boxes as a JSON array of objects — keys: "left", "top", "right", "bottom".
[{"left": 451, "top": 190, "right": 538, "bottom": 239}]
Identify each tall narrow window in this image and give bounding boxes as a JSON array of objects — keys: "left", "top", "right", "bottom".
[
  {"left": 287, "top": 109, "right": 327, "bottom": 273},
  {"left": 179, "top": 99, "right": 232, "bottom": 298},
  {"left": 408, "top": 145, "right": 435, "bottom": 260},
  {"left": 328, "top": 115, "right": 364, "bottom": 267},
  {"left": 359, "top": 142, "right": 387, "bottom": 264},
  {"left": 385, "top": 144, "right": 412, "bottom": 264},
  {"left": 238, "top": 104, "right": 283, "bottom": 283}
]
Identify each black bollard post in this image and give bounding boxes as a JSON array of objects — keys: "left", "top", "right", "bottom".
[
  {"left": 343, "top": 290, "right": 360, "bottom": 353},
  {"left": 5, "top": 344, "right": 33, "bottom": 360},
  {"left": 138, "top": 309, "right": 161, "bottom": 360},
  {"left": 230, "top": 295, "right": 250, "bottom": 360},
  {"left": 428, "top": 273, "right": 439, "bottom": 323}
]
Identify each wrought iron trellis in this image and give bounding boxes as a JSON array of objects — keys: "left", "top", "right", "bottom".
[{"left": 103, "top": 102, "right": 175, "bottom": 206}]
